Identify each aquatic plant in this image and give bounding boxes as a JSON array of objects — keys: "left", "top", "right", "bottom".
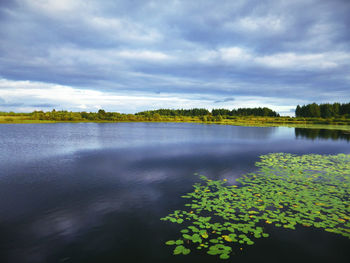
[{"left": 161, "top": 153, "right": 350, "bottom": 259}]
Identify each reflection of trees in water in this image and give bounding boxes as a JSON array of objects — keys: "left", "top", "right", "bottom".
[{"left": 295, "top": 128, "right": 350, "bottom": 141}]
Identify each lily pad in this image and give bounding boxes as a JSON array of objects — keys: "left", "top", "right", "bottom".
[{"left": 161, "top": 153, "right": 350, "bottom": 259}]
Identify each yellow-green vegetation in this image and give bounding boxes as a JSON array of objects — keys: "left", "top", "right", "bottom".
[
  {"left": 0, "top": 116, "right": 57, "bottom": 123},
  {"left": 161, "top": 153, "right": 350, "bottom": 259},
  {"left": 208, "top": 116, "right": 350, "bottom": 130},
  {"left": 1, "top": 109, "right": 350, "bottom": 130}
]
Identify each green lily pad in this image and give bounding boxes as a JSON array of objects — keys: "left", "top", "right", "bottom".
[{"left": 161, "top": 153, "right": 350, "bottom": 260}]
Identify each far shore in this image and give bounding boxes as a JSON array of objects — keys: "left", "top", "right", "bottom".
[{"left": 1, "top": 117, "right": 350, "bottom": 131}]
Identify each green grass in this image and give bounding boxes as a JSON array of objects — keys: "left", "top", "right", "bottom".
[{"left": 1, "top": 115, "right": 350, "bottom": 131}]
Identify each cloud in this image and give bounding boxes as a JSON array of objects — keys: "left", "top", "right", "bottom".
[
  {"left": 116, "top": 50, "right": 172, "bottom": 61},
  {"left": 24, "top": 0, "right": 84, "bottom": 13},
  {"left": 0, "top": 78, "right": 304, "bottom": 115},
  {"left": 29, "top": 103, "right": 58, "bottom": 108},
  {"left": 254, "top": 52, "right": 350, "bottom": 70},
  {"left": 86, "top": 17, "right": 162, "bottom": 43},
  {"left": 196, "top": 47, "right": 350, "bottom": 70},
  {"left": 218, "top": 47, "right": 252, "bottom": 63},
  {"left": 225, "top": 16, "right": 285, "bottom": 33},
  {"left": 0, "top": 102, "right": 23, "bottom": 107},
  {"left": 0, "top": 0, "right": 349, "bottom": 112},
  {"left": 214, "top": 97, "right": 235, "bottom": 103},
  {"left": 0, "top": 78, "right": 214, "bottom": 112},
  {"left": 0, "top": 96, "right": 23, "bottom": 107}
]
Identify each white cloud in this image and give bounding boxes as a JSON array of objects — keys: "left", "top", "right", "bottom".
[
  {"left": 87, "top": 16, "right": 162, "bottom": 43},
  {"left": 196, "top": 46, "right": 350, "bottom": 70},
  {"left": 218, "top": 47, "right": 252, "bottom": 62},
  {"left": 24, "top": 0, "right": 87, "bottom": 15},
  {"left": 254, "top": 52, "right": 350, "bottom": 70},
  {"left": 0, "top": 78, "right": 211, "bottom": 112},
  {"left": 195, "top": 46, "right": 251, "bottom": 65},
  {"left": 117, "top": 50, "right": 172, "bottom": 61},
  {"left": 24, "top": 0, "right": 162, "bottom": 44},
  {"left": 224, "top": 16, "right": 285, "bottom": 33},
  {"left": 0, "top": 78, "right": 296, "bottom": 114},
  {"left": 46, "top": 47, "right": 172, "bottom": 68}
]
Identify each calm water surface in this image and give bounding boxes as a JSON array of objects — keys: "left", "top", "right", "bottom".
[{"left": 0, "top": 123, "right": 349, "bottom": 263}]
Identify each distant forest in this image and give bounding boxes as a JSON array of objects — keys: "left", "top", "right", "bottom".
[
  {"left": 0, "top": 107, "right": 280, "bottom": 121},
  {"left": 1, "top": 104, "right": 350, "bottom": 123},
  {"left": 295, "top": 102, "right": 350, "bottom": 118},
  {"left": 136, "top": 107, "right": 279, "bottom": 117}
]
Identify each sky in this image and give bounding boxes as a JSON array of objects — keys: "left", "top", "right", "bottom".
[{"left": 0, "top": 0, "right": 349, "bottom": 115}]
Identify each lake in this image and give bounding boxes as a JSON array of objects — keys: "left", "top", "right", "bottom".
[{"left": 0, "top": 123, "right": 349, "bottom": 263}]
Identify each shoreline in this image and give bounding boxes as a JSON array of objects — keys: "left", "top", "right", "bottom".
[{"left": 1, "top": 119, "right": 350, "bottom": 131}]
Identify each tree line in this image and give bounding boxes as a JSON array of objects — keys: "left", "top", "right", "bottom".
[
  {"left": 136, "top": 107, "right": 279, "bottom": 117},
  {"left": 24, "top": 107, "right": 279, "bottom": 121},
  {"left": 136, "top": 108, "right": 210, "bottom": 117},
  {"left": 0, "top": 107, "right": 279, "bottom": 122},
  {"left": 295, "top": 103, "right": 350, "bottom": 118},
  {"left": 2, "top": 103, "right": 350, "bottom": 122}
]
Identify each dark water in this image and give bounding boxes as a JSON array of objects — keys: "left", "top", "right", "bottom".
[{"left": 0, "top": 123, "right": 349, "bottom": 263}]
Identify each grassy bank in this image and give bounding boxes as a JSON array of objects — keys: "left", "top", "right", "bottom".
[{"left": 1, "top": 115, "right": 350, "bottom": 130}]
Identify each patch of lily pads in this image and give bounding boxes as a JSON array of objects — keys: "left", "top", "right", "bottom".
[{"left": 161, "top": 153, "right": 350, "bottom": 259}]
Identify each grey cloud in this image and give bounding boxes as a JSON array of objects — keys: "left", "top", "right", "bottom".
[
  {"left": 214, "top": 97, "right": 235, "bottom": 103},
  {"left": 29, "top": 103, "right": 57, "bottom": 108},
  {"left": 0, "top": 0, "right": 349, "bottom": 111},
  {"left": 0, "top": 97, "right": 23, "bottom": 107},
  {"left": 0, "top": 102, "right": 23, "bottom": 107}
]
